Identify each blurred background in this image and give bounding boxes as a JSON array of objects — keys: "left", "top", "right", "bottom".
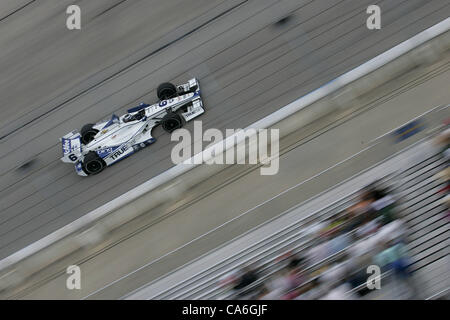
[{"left": 0, "top": 0, "right": 449, "bottom": 300}]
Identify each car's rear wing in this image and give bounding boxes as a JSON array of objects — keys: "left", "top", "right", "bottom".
[{"left": 60, "top": 131, "right": 82, "bottom": 163}]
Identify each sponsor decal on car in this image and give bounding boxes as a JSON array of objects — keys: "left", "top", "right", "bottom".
[
  {"left": 184, "top": 109, "right": 198, "bottom": 118},
  {"left": 97, "top": 146, "right": 119, "bottom": 158},
  {"left": 62, "top": 138, "right": 71, "bottom": 154},
  {"left": 109, "top": 145, "right": 128, "bottom": 161}
]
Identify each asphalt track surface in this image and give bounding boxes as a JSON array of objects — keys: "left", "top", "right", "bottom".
[
  {"left": 0, "top": 0, "right": 449, "bottom": 261},
  {"left": 10, "top": 54, "right": 450, "bottom": 299}
]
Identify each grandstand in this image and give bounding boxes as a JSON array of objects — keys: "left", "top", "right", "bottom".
[{"left": 126, "top": 117, "right": 449, "bottom": 300}]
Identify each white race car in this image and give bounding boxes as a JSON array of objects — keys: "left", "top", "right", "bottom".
[{"left": 60, "top": 78, "right": 204, "bottom": 176}]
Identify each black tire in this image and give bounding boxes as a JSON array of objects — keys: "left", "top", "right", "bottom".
[
  {"left": 157, "top": 82, "right": 177, "bottom": 100},
  {"left": 81, "top": 124, "right": 99, "bottom": 145},
  {"left": 82, "top": 151, "right": 105, "bottom": 175},
  {"left": 161, "top": 112, "right": 183, "bottom": 133}
]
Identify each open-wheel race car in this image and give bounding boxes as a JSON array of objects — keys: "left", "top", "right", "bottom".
[{"left": 60, "top": 78, "right": 204, "bottom": 176}]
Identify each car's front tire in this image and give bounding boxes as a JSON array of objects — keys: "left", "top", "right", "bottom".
[
  {"left": 81, "top": 124, "right": 99, "bottom": 145},
  {"left": 161, "top": 112, "right": 183, "bottom": 133},
  {"left": 82, "top": 151, "right": 105, "bottom": 175},
  {"left": 157, "top": 82, "right": 177, "bottom": 100}
]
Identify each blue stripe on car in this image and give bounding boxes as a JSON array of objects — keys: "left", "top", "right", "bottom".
[
  {"left": 127, "top": 103, "right": 150, "bottom": 113},
  {"left": 102, "top": 114, "right": 120, "bottom": 129}
]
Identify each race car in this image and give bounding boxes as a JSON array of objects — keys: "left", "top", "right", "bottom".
[{"left": 60, "top": 78, "right": 204, "bottom": 176}]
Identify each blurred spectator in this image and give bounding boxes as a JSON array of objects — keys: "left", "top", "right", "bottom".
[
  {"left": 287, "top": 255, "right": 305, "bottom": 269},
  {"left": 263, "top": 271, "right": 291, "bottom": 299},
  {"left": 371, "top": 188, "right": 397, "bottom": 224},
  {"left": 257, "top": 285, "right": 283, "bottom": 300},
  {"left": 374, "top": 218, "right": 408, "bottom": 244},
  {"left": 373, "top": 239, "right": 419, "bottom": 299},
  {"left": 355, "top": 215, "right": 380, "bottom": 239},
  {"left": 329, "top": 231, "right": 352, "bottom": 255},
  {"left": 280, "top": 258, "right": 307, "bottom": 299},
  {"left": 374, "top": 240, "right": 408, "bottom": 274},
  {"left": 294, "top": 277, "right": 325, "bottom": 300},
  {"left": 305, "top": 237, "right": 330, "bottom": 266},
  {"left": 321, "top": 279, "right": 356, "bottom": 300},
  {"left": 232, "top": 265, "right": 259, "bottom": 297},
  {"left": 322, "top": 260, "right": 348, "bottom": 282}
]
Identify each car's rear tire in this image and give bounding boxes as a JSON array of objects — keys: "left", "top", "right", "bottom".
[
  {"left": 82, "top": 151, "right": 105, "bottom": 175},
  {"left": 157, "top": 82, "right": 177, "bottom": 100},
  {"left": 81, "top": 124, "right": 99, "bottom": 145},
  {"left": 161, "top": 112, "right": 183, "bottom": 133}
]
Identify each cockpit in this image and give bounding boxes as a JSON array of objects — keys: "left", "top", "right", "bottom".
[{"left": 123, "top": 109, "right": 145, "bottom": 123}]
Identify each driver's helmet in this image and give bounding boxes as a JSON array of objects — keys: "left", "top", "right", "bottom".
[
  {"left": 123, "top": 113, "right": 133, "bottom": 123},
  {"left": 123, "top": 110, "right": 145, "bottom": 123}
]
